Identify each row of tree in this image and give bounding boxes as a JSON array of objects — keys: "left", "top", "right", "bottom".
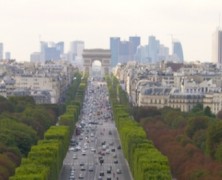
[
  {"left": 106, "top": 75, "right": 172, "bottom": 180},
  {"left": 137, "top": 105, "right": 222, "bottom": 179},
  {"left": 0, "top": 97, "right": 62, "bottom": 180},
  {"left": 9, "top": 126, "right": 71, "bottom": 180},
  {"left": 8, "top": 73, "right": 87, "bottom": 180},
  {"left": 160, "top": 104, "right": 222, "bottom": 162}
]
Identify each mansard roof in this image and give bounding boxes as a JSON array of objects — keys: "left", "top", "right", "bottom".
[{"left": 143, "top": 87, "right": 171, "bottom": 96}]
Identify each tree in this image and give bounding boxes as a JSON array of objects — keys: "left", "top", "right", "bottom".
[
  {"left": 204, "top": 106, "right": 215, "bottom": 118},
  {"left": 0, "top": 118, "right": 37, "bottom": 155},
  {"left": 186, "top": 116, "right": 209, "bottom": 139},
  {"left": 217, "top": 110, "right": 222, "bottom": 120},
  {"left": 191, "top": 103, "right": 203, "bottom": 113}
]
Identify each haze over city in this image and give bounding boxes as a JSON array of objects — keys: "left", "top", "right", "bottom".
[{"left": 0, "top": 0, "right": 221, "bottom": 62}]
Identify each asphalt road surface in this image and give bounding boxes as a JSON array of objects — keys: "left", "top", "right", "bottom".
[{"left": 59, "top": 77, "right": 133, "bottom": 180}]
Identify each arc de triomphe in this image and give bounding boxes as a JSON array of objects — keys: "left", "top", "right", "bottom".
[{"left": 83, "top": 49, "right": 111, "bottom": 75}]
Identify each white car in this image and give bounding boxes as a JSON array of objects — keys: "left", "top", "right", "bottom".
[
  {"left": 69, "top": 147, "right": 75, "bottom": 151},
  {"left": 76, "top": 146, "right": 81, "bottom": 150},
  {"left": 79, "top": 173, "right": 84, "bottom": 179},
  {"left": 81, "top": 150, "right": 86, "bottom": 156},
  {"left": 89, "top": 165, "right": 94, "bottom": 172},
  {"left": 117, "top": 168, "right": 121, "bottom": 174},
  {"left": 91, "top": 147, "right": 96, "bottom": 152},
  {"left": 72, "top": 154, "right": 77, "bottom": 159}
]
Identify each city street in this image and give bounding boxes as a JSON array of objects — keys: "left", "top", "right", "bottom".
[{"left": 59, "top": 77, "right": 133, "bottom": 180}]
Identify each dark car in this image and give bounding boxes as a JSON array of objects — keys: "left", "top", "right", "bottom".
[{"left": 99, "top": 171, "right": 104, "bottom": 176}]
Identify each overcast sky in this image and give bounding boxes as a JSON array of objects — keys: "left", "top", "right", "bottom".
[{"left": 0, "top": 0, "right": 221, "bottom": 62}]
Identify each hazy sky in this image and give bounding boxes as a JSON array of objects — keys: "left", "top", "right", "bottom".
[{"left": 0, "top": 0, "right": 221, "bottom": 62}]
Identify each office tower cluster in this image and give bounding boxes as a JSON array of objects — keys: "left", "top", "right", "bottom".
[
  {"left": 30, "top": 41, "right": 64, "bottom": 62},
  {"left": 110, "top": 36, "right": 140, "bottom": 67},
  {"left": 30, "top": 41, "right": 84, "bottom": 65},
  {"left": 110, "top": 36, "right": 184, "bottom": 67}
]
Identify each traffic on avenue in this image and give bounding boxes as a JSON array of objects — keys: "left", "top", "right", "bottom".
[{"left": 59, "top": 76, "right": 133, "bottom": 180}]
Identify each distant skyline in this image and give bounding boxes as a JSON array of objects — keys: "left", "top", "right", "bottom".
[{"left": 0, "top": 0, "right": 221, "bottom": 62}]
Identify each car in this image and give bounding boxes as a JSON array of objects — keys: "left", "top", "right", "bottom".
[
  {"left": 105, "top": 149, "right": 110, "bottom": 154},
  {"left": 114, "top": 159, "right": 118, "bottom": 164},
  {"left": 98, "top": 176, "right": 103, "bottom": 180},
  {"left": 69, "top": 147, "right": 75, "bottom": 151},
  {"left": 70, "top": 139, "right": 78, "bottom": 146},
  {"left": 101, "top": 141, "right": 106, "bottom": 145},
  {"left": 91, "top": 147, "right": 96, "bottom": 152},
  {"left": 69, "top": 175, "right": 75, "bottom": 180},
  {"left": 79, "top": 173, "right": 84, "bottom": 179},
  {"left": 70, "top": 170, "right": 75, "bottom": 176},
  {"left": 117, "top": 145, "right": 121, "bottom": 150},
  {"left": 113, "top": 154, "right": 117, "bottom": 158},
  {"left": 79, "top": 162, "right": 85, "bottom": 167},
  {"left": 81, "top": 166, "right": 86, "bottom": 171},
  {"left": 83, "top": 146, "right": 88, "bottom": 150},
  {"left": 109, "top": 142, "right": 114, "bottom": 146},
  {"left": 89, "top": 165, "right": 94, "bottom": 172},
  {"left": 102, "top": 145, "right": 107, "bottom": 150},
  {"left": 82, "top": 150, "right": 86, "bottom": 156},
  {"left": 106, "top": 177, "right": 112, "bottom": 180},
  {"left": 73, "top": 147, "right": 79, "bottom": 152},
  {"left": 99, "top": 171, "right": 104, "bottom": 176},
  {"left": 107, "top": 167, "right": 112, "bottom": 174},
  {"left": 73, "top": 154, "right": 77, "bottom": 159},
  {"left": 76, "top": 146, "right": 81, "bottom": 150},
  {"left": 116, "top": 169, "right": 121, "bottom": 174}
]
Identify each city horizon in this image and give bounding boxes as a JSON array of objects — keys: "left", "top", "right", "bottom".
[
  {"left": 0, "top": 0, "right": 221, "bottom": 62},
  {"left": 0, "top": 34, "right": 216, "bottom": 63}
]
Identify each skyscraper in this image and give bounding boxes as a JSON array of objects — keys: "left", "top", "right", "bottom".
[
  {"left": 129, "top": 36, "right": 140, "bottom": 60},
  {"left": 172, "top": 41, "right": 184, "bottom": 63},
  {"left": 148, "top": 36, "right": 159, "bottom": 63},
  {"left": 56, "top": 42, "right": 64, "bottom": 55},
  {"left": 110, "top": 37, "right": 120, "bottom": 67},
  {"left": 119, "top": 40, "right": 130, "bottom": 64},
  {"left": 158, "top": 45, "right": 169, "bottom": 60},
  {"left": 68, "top": 41, "right": 84, "bottom": 67},
  {"left": 69, "top": 41, "right": 84, "bottom": 62},
  {"left": 0, "top": 43, "right": 3, "bottom": 60},
  {"left": 212, "top": 28, "right": 222, "bottom": 64},
  {"left": 5, "top": 52, "right": 11, "bottom": 60},
  {"left": 135, "top": 45, "right": 149, "bottom": 63}
]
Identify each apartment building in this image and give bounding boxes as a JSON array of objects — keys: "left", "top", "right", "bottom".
[
  {"left": 14, "top": 76, "right": 60, "bottom": 103},
  {"left": 115, "top": 61, "right": 222, "bottom": 115},
  {"left": 138, "top": 86, "right": 171, "bottom": 108},
  {"left": 168, "top": 94, "right": 204, "bottom": 112},
  {"left": 0, "top": 60, "right": 77, "bottom": 104}
]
